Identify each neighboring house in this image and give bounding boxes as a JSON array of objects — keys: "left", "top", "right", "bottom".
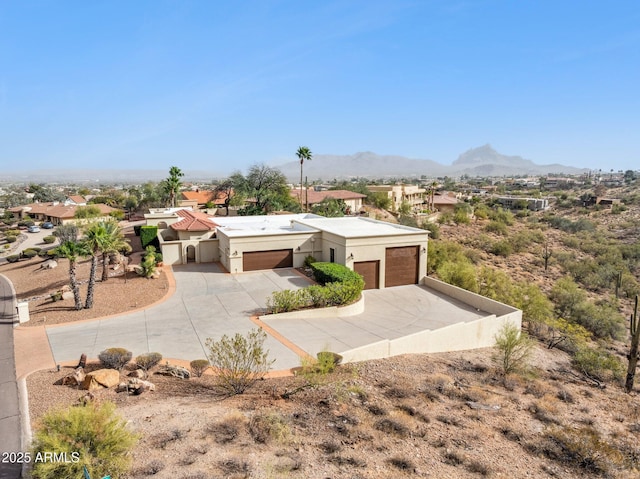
[
  {"left": 495, "top": 196, "right": 549, "bottom": 211},
  {"left": 367, "top": 185, "right": 426, "bottom": 212},
  {"left": 431, "top": 193, "right": 459, "bottom": 214},
  {"left": 290, "top": 189, "right": 366, "bottom": 213},
  {"left": 65, "top": 195, "right": 87, "bottom": 206},
  {"left": 179, "top": 190, "right": 230, "bottom": 210},
  {"left": 145, "top": 210, "right": 428, "bottom": 289},
  {"left": 581, "top": 196, "right": 622, "bottom": 208},
  {"left": 9, "top": 202, "right": 119, "bottom": 225}
]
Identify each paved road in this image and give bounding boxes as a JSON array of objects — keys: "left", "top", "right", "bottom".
[{"left": 0, "top": 274, "right": 22, "bottom": 479}]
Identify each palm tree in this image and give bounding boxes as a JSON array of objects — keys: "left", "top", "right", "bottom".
[
  {"left": 99, "top": 221, "right": 130, "bottom": 282},
  {"left": 82, "top": 223, "right": 106, "bottom": 309},
  {"left": 56, "top": 241, "right": 90, "bottom": 311},
  {"left": 296, "top": 146, "right": 312, "bottom": 210},
  {"left": 164, "top": 166, "right": 184, "bottom": 208}
]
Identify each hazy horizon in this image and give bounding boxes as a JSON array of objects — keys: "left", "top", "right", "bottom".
[{"left": 1, "top": 1, "right": 638, "bottom": 172}]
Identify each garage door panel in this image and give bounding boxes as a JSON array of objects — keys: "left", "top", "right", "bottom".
[
  {"left": 354, "top": 260, "right": 379, "bottom": 290},
  {"left": 385, "top": 246, "right": 419, "bottom": 287},
  {"left": 243, "top": 249, "right": 293, "bottom": 271}
]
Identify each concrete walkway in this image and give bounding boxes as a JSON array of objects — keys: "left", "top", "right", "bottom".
[{"left": 0, "top": 274, "right": 22, "bottom": 479}]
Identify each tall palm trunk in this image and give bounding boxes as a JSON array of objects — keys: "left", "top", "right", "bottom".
[
  {"left": 102, "top": 251, "right": 110, "bottom": 281},
  {"left": 69, "top": 260, "right": 83, "bottom": 311},
  {"left": 84, "top": 254, "right": 99, "bottom": 309},
  {"left": 300, "top": 160, "right": 304, "bottom": 210}
]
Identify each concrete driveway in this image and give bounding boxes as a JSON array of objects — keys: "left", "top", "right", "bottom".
[
  {"left": 46, "top": 264, "right": 313, "bottom": 370},
  {"left": 46, "top": 264, "right": 493, "bottom": 372}
]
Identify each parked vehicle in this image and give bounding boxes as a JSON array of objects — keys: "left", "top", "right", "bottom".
[
  {"left": 41, "top": 222, "right": 54, "bottom": 229},
  {"left": 27, "top": 225, "right": 41, "bottom": 233}
]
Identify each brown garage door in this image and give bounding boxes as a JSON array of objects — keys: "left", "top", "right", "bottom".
[
  {"left": 354, "top": 260, "right": 379, "bottom": 290},
  {"left": 385, "top": 246, "right": 419, "bottom": 287},
  {"left": 243, "top": 249, "right": 293, "bottom": 271}
]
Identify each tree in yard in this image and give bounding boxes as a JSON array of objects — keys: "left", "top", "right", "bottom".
[
  {"left": 52, "top": 224, "right": 79, "bottom": 244},
  {"left": 233, "top": 164, "right": 294, "bottom": 214},
  {"left": 98, "top": 220, "right": 129, "bottom": 281},
  {"left": 312, "top": 197, "right": 346, "bottom": 217},
  {"left": 206, "top": 328, "right": 275, "bottom": 395},
  {"left": 163, "top": 166, "right": 184, "bottom": 208},
  {"left": 494, "top": 322, "right": 535, "bottom": 375},
  {"left": 56, "top": 241, "right": 91, "bottom": 310},
  {"left": 296, "top": 146, "right": 312, "bottom": 210},
  {"left": 82, "top": 223, "right": 106, "bottom": 309},
  {"left": 214, "top": 178, "right": 236, "bottom": 215}
]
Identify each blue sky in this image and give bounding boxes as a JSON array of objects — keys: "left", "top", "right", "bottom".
[{"left": 1, "top": 0, "right": 638, "bottom": 175}]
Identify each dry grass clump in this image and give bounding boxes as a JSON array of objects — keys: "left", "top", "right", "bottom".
[
  {"left": 374, "top": 417, "right": 410, "bottom": 437},
  {"left": 218, "top": 457, "right": 250, "bottom": 477},
  {"left": 151, "top": 428, "right": 186, "bottom": 449},
  {"left": 387, "top": 456, "right": 415, "bottom": 471},
  {"left": 529, "top": 396, "right": 561, "bottom": 425},
  {"left": 248, "top": 412, "right": 290, "bottom": 444},
  {"left": 208, "top": 412, "right": 245, "bottom": 444}
]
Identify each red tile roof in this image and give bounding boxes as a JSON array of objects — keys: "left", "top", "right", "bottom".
[
  {"left": 432, "top": 194, "right": 459, "bottom": 205},
  {"left": 290, "top": 189, "right": 366, "bottom": 205},
  {"left": 181, "top": 190, "right": 229, "bottom": 206},
  {"left": 170, "top": 209, "right": 219, "bottom": 231},
  {"left": 8, "top": 202, "right": 117, "bottom": 219},
  {"left": 66, "top": 195, "right": 87, "bottom": 204}
]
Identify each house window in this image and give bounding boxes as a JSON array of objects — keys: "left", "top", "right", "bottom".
[{"left": 330, "top": 248, "right": 335, "bottom": 263}]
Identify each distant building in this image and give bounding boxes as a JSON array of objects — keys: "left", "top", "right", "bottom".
[
  {"left": 9, "top": 202, "right": 119, "bottom": 225},
  {"left": 495, "top": 196, "right": 549, "bottom": 211},
  {"left": 367, "top": 185, "right": 426, "bottom": 212},
  {"left": 290, "top": 189, "right": 366, "bottom": 213}
]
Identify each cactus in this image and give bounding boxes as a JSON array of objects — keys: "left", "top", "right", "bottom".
[
  {"left": 615, "top": 270, "right": 622, "bottom": 298},
  {"left": 542, "top": 242, "right": 552, "bottom": 272},
  {"left": 625, "top": 295, "right": 640, "bottom": 393}
]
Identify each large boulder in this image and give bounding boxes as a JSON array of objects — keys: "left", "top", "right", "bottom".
[{"left": 81, "top": 368, "right": 120, "bottom": 390}]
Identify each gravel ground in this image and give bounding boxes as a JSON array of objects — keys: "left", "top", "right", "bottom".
[{"left": 0, "top": 229, "right": 169, "bottom": 326}]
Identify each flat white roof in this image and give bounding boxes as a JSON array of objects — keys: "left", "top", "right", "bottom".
[
  {"left": 295, "top": 217, "right": 427, "bottom": 238},
  {"left": 214, "top": 213, "right": 322, "bottom": 237}
]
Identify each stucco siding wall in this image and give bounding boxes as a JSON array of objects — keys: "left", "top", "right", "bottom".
[
  {"left": 160, "top": 241, "right": 182, "bottom": 265},
  {"left": 200, "top": 239, "right": 220, "bottom": 262}
]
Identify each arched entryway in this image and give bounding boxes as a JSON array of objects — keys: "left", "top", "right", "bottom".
[
  {"left": 186, "top": 245, "right": 196, "bottom": 262},
  {"left": 157, "top": 221, "right": 168, "bottom": 229}
]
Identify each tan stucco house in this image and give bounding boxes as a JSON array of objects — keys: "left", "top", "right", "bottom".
[
  {"left": 145, "top": 209, "right": 428, "bottom": 289},
  {"left": 290, "top": 189, "right": 366, "bottom": 213},
  {"left": 367, "top": 184, "right": 426, "bottom": 212}
]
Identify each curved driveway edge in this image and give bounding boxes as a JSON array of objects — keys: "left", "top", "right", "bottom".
[{"left": 0, "top": 274, "right": 23, "bottom": 479}]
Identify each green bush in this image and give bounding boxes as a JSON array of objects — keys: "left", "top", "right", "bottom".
[
  {"left": 140, "top": 225, "right": 159, "bottom": 249},
  {"left": 436, "top": 260, "right": 478, "bottom": 292},
  {"left": 21, "top": 249, "right": 38, "bottom": 258},
  {"left": 98, "top": 347, "right": 132, "bottom": 370},
  {"left": 190, "top": 359, "right": 210, "bottom": 377},
  {"left": 310, "top": 262, "right": 363, "bottom": 285},
  {"left": 18, "top": 219, "right": 34, "bottom": 227},
  {"left": 484, "top": 220, "right": 508, "bottom": 235},
  {"left": 6, "top": 254, "right": 19, "bottom": 263},
  {"left": 267, "top": 289, "right": 310, "bottom": 313},
  {"left": 135, "top": 352, "right": 163, "bottom": 371},
  {"left": 572, "top": 345, "right": 624, "bottom": 382},
  {"left": 30, "top": 401, "right": 138, "bottom": 479},
  {"left": 5, "top": 235, "right": 17, "bottom": 243},
  {"left": 421, "top": 221, "right": 440, "bottom": 239},
  {"left": 43, "top": 235, "right": 56, "bottom": 244},
  {"left": 303, "top": 255, "right": 316, "bottom": 267},
  {"left": 494, "top": 322, "right": 535, "bottom": 375},
  {"left": 205, "top": 329, "right": 275, "bottom": 395},
  {"left": 490, "top": 240, "right": 513, "bottom": 257}
]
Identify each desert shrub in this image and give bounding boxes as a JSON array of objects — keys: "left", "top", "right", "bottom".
[
  {"left": 248, "top": 412, "right": 290, "bottom": 444},
  {"left": 485, "top": 220, "right": 508, "bottom": 235},
  {"left": 209, "top": 413, "right": 244, "bottom": 444},
  {"left": 135, "top": 352, "right": 162, "bottom": 371},
  {"left": 436, "top": 259, "right": 478, "bottom": 292},
  {"left": 490, "top": 239, "right": 513, "bottom": 257},
  {"left": 267, "top": 288, "right": 310, "bottom": 313},
  {"left": 303, "top": 254, "right": 316, "bottom": 267},
  {"left": 572, "top": 345, "right": 624, "bottom": 382},
  {"left": 374, "top": 418, "right": 409, "bottom": 437},
  {"left": 218, "top": 458, "right": 249, "bottom": 476},
  {"left": 474, "top": 203, "right": 490, "bottom": 219},
  {"left": 138, "top": 459, "right": 165, "bottom": 475},
  {"left": 6, "top": 254, "right": 19, "bottom": 263},
  {"left": 137, "top": 246, "right": 157, "bottom": 278},
  {"left": 98, "top": 347, "right": 132, "bottom": 370},
  {"left": 190, "top": 359, "right": 210, "bottom": 377},
  {"left": 322, "top": 280, "right": 363, "bottom": 305},
  {"left": 21, "top": 248, "right": 38, "bottom": 258},
  {"left": 572, "top": 301, "right": 625, "bottom": 341},
  {"left": 437, "top": 212, "right": 453, "bottom": 224},
  {"left": 18, "top": 219, "right": 34, "bottom": 227},
  {"left": 151, "top": 429, "right": 185, "bottom": 449},
  {"left": 206, "top": 328, "right": 274, "bottom": 395},
  {"left": 494, "top": 322, "right": 535, "bottom": 375},
  {"left": 388, "top": 456, "right": 415, "bottom": 471},
  {"left": 489, "top": 207, "right": 515, "bottom": 225},
  {"left": 30, "top": 402, "right": 138, "bottom": 479},
  {"left": 316, "top": 351, "right": 342, "bottom": 373},
  {"left": 5, "top": 235, "right": 17, "bottom": 243},
  {"left": 453, "top": 209, "right": 470, "bottom": 225},
  {"left": 545, "top": 426, "right": 624, "bottom": 475},
  {"left": 421, "top": 221, "right": 440, "bottom": 239}
]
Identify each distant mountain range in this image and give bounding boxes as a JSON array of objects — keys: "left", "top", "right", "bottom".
[
  {"left": 275, "top": 145, "right": 587, "bottom": 180},
  {"left": 1, "top": 145, "right": 587, "bottom": 183}
]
